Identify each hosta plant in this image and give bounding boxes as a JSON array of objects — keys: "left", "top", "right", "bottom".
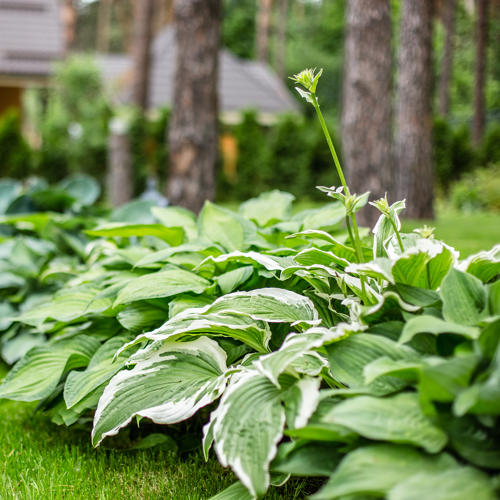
[{"left": 1, "top": 70, "right": 500, "bottom": 500}]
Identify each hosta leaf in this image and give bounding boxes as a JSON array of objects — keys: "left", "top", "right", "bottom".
[
  {"left": 283, "top": 376, "right": 321, "bottom": 429},
  {"left": 200, "top": 250, "right": 288, "bottom": 272},
  {"left": 121, "top": 310, "right": 272, "bottom": 355},
  {"left": 346, "top": 258, "right": 395, "bottom": 283},
  {"left": 134, "top": 244, "right": 220, "bottom": 269},
  {"left": 15, "top": 286, "right": 99, "bottom": 327},
  {"left": 114, "top": 269, "right": 210, "bottom": 306},
  {"left": 217, "top": 266, "right": 254, "bottom": 294},
  {"left": 272, "top": 440, "right": 343, "bottom": 477},
  {"left": 203, "top": 287, "right": 319, "bottom": 326},
  {"left": 254, "top": 326, "right": 356, "bottom": 388},
  {"left": 312, "top": 444, "right": 457, "bottom": 499},
  {"left": 388, "top": 467, "right": 497, "bottom": 500},
  {"left": 1, "top": 332, "right": 47, "bottom": 365},
  {"left": 0, "top": 335, "right": 100, "bottom": 401},
  {"left": 86, "top": 223, "right": 184, "bottom": 246},
  {"left": 209, "top": 481, "right": 256, "bottom": 500},
  {"left": 326, "top": 393, "right": 448, "bottom": 453},
  {"left": 168, "top": 294, "right": 215, "bottom": 318},
  {"left": 151, "top": 206, "right": 198, "bottom": 242},
  {"left": 360, "top": 291, "right": 421, "bottom": 325},
  {"left": 399, "top": 315, "right": 481, "bottom": 344},
  {"left": 441, "top": 268, "right": 487, "bottom": 326},
  {"left": 92, "top": 337, "right": 228, "bottom": 446},
  {"left": 417, "top": 242, "right": 457, "bottom": 290},
  {"left": 292, "top": 203, "right": 345, "bottom": 230},
  {"left": 212, "top": 372, "right": 297, "bottom": 497},
  {"left": 326, "top": 334, "right": 417, "bottom": 395},
  {"left": 198, "top": 201, "right": 256, "bottom": 252},
  {"left": 457, "top": 244, "right": 500, "bottom": 283},
  {"left": 64, "top": 336, "right": 134, "bottom": 409},
  {"left": 59, "top": 174, "right": 101, "bottom": 207},
  {"left": 238, "top": 190, "right": 295, "bottom": 227},
  {"left": 117, "top": 302, "right": 168, "bottom": 332},
  {"left": 372, "top": 200, "right": 405, "bottom": 259}
]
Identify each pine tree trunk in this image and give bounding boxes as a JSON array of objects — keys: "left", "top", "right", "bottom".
[
  {"left": 257, "top": 0, "right": 272, "bottom": 62},
  {"left": 107, "top": 119, "right": 133, "bottom": 206},
  {"left": 438, "top": 0, "right": 455, "bottom": 117},
  {"left": 167, "top": 0, "right": 220, "bottom": 213},
  {"left": 473, "top": 0, "right": 489, "bottom": 146},
  {"left": 62, "top": 0, "right": 76, "bottom": 52},
  {"left": 276, "top": 0, "right": 288, "bottom": 79},
  {"left": 342, "top": 0, "right": 393, "bottom": 228},
  {"left": 97, "top": 0, "right": 112, "bottom": 52},
  {"left": 131, "top": 0, "right": 155, "bottom": 109},
  {"left": 394, "top": 0, "right": 434, "bottom": 219}
]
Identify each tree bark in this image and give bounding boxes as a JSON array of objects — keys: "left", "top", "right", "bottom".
[
  {"left": 115, "top": 0, "right": 134, "bottom": 53},
  {"left": 438, "top": 0, "right": 455, "bottom": 117},
  {"left": 62, "top": 0, "right": 76, "bottom": 52},
  {"left": 107, "top": 119, "right": 133, "bottom": 207},
  {"left": 276, "top": 0, "right": 288, "bottom": 79},
  {"left": 97, "top": 0, "right": 112, "bottom": 53},
  {"left": 394, "top": 0, "right": 434, "bottom": 219},
  {"left": 256, "top": 0, "right": 272, "bottom": 62},
  {"left": 342, "top": 0, "right": 393, "bottom": 228},
  {"left": 167, "top": 0, "right": 220, "bottom": 213},
  {"left": 131, "top": 0, "right": 155, "bottom": 109},
  {"left": 473, "top": 0, "right": 489, "bottom": 146}
]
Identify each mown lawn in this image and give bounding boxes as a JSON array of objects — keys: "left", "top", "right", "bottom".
[{"left": 0, "top": 361, "right": 321, "bottom": 499}]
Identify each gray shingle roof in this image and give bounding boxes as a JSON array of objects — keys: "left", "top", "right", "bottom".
[
  {"left": 99, "top": 26, "right": 299, "bottom": 121},
  {"left": 0, "top": 0, "right": 64, "bottom": 78}
]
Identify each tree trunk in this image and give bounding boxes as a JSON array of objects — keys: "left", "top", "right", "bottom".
[
  {"left": 115, "top": 0, "right": 134, "bottom": 53},
  {"left": 97, "top": 0, "right": 112, "bottom": 52},
  {"left": 438, "top": 0, "right": 455, "bottom": 117},
  {"left": 131, "top": 0, "right": 155, "bottom": 109},
  {"left": 276, "top": 0, "right": 288, "bottom": 79},
  {"left": 394, "top": 0, "right": 434, "bottom": 219},
  {"left": 167, "top": 0, "right": 220, "bottom": 213},
  {"left": 473, "top": 0, "right": 489, "bottom": 146},
  {"left": 342, "top": 0, "right": 393, "bottom": 228},
  {"left": 62, "top": 0, "right": 76, "bottom": 52},
  {"left": 107, "top": 118, "right": 133, "bottom": 207},
  {"left": 256, "top": 0, "right": 272, "bottom": 62}
]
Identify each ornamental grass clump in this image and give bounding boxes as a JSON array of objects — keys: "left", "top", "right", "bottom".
[{"left": 0, "top": 70, "right": 499, "bottom": 500}]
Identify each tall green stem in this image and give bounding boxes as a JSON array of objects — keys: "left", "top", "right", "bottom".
[
  {"left": 311, "top": 93, "right": 369, "bottom": 303},
  {"left": 390, "top": 220, "right": 405, "bottom": 253}
]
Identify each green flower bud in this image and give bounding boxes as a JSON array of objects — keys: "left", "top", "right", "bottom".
[{"left": 414, "top": 225, "right": 435, "bottom": 239}]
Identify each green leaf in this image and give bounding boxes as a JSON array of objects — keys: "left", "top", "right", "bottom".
[
  {"left": 326, "top": 393, "right": 448, "bottom": 453},
  {"left": 441, "top": 268, "right": 487, "bottom": 326},
  {"left": 239, "top": 190, "right": 295, "bottom": 227},
  {"left": 0, "top": 178, "right": 22, "bottom": 214},
  {"left": 86, "top": 223, "right": 184, "bottom": 246},
  {"left": 294, "top": 247, "right": 350, "bottom": 269},
  {"left": 117, "top": 302, "right": 167, "bottom": 333},
  {"left": 151, "top": 206, "right": 198, "bottom": 242},
  {"left": 92, "top": 337, "right": 228, "bottom": 446},
  {"left": 16, "top": 286, "right": 100, "bottom": 327},
  {"left": 326, "top": 334, "right": 417, "bottom": 395},
  {"left": 217, "top": 266, "right": 254, "bottom": 294},
  {"left": 64, "top": 336, "right": 134, "bottom": 409},
  {"left": 0, "top": 335, "right": 100, "bottom": 401},
  {"left": 201, "top": 251, "right": 289, "bottom": 273},
  {"left": 399, "top": 315, "right": 481, "bottom": 344},
  {"left": 127, "top": 433, "right": 178, "bottom": 452},
  {"left": 458, "top": 244, "right": 500, "bottom": 283},
  {"left": 254, "top": 327, "right": 352, "bottom": 388},
  {"left": 388, "top": 467, "right": 497, "bottom": 500},
  {"left": 272, "top": 440, "right": 342, "bottom": 477},
  {"left": 114, "top": 269, "right": 210, "bottom": 306},
  {"left": 312, "top": 444, "right": 456, "bottom": 499},
  {"left": 372, "top": 200, "right": 405, "bottom": 259},
  {"left": 292, "top": 203, "right": 346, "bottom": 230},
  {"left": 198, "top": 201, "right": 256, "bottom": 252},
  {"left": 59, "top": 174, "right": 101, "bottom": 207},
  {"left": 211, "top": 372, "right": 297, "bottom": 498},
  {"left": 208, "top": 481, "right": 256, "bottom": 500},
  {"left": 110, "top": 199, "right": 156, "bottom": 224},
  {"left": 1, "top": 332, "right": 47, "bottom": 365},
  {"left": 168, "top": 294, "right": 215, "bottom": 318},
  {"left": 121, "top": 309, "right": 272, "bottom": 355}
]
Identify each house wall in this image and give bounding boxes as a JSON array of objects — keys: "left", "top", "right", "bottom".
[{"left": 0, "top": 86, "right": 22, "bottom": 117}]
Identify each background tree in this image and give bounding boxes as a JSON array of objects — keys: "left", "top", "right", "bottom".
[
  {"left": 473, "top": 0, "right": 490, "bottom": 145},
  {"left": 342, "top": 0, "right": 392, "bottom": 228},
  {"left": 439, "top": 0, "right": 455, "bottom": 117},
  {"left": 276, "top": 0, "right": 288, "bottom": 79},
  {"left": 256, "top": 0, "right": 272, "bottom": 62},
  {"left": 395, "top": 0, "right": 434, "bottom": 219},
  {"left": 167, "top": 0, "right": 220, "bottom": 213}
]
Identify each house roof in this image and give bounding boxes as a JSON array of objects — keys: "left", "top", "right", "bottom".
[
  {"left": 0, "top": 0, "right": 64, "bottom": 82},
  {"left": 99, "top": 27, "right": 299, "bottom": 123}
]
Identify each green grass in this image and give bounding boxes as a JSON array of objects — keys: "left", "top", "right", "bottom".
[
  {"left": 0, "top": 361, "right": 322, "bottom": 500},
  {"left": 401, "top": 210, "right": 500, "bottom": 257}
]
